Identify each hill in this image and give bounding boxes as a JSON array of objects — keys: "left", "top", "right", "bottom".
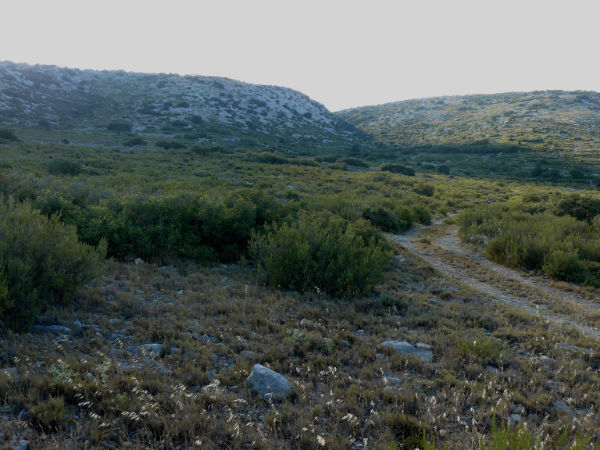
[
  {"left": 338, "top": 90, "right": 600, "bottom": 152},
  {"left": 338, "top": 91, "right": 600, "bottom": 184},
  {"left": 0, "top": 61, "right": 361, "bottom": 152}
]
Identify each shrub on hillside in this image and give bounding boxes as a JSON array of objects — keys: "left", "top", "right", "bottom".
[
  {"left": 542, "top": 244, "right": 585, "bottom": 282},
  {"left": 107, "top": 120, "right": 132, "bottom": 133},
  {"left": 411, "top": 205, "right": 432, "bottom": 225},
  {"left": 156, "top": 140, "right": 187, "bottom": 150},
  {"left": 413, "top": 183, "right": 435, "bottom": 197},
  {"left": 47, "top": 159, "right": 82, "bottom": 176},
  {"left": 554, "top": 194, "right": 600, "bottom": 223},
  {"left": 362, "top": 207, "right": 400, "bottom": 232},
  {"left": 0, "top": 128, "right": 18, "bottom": 142},
  {"left": 123, "top": 136, "right": 146, "bottom": 147},
  {"left": 250, "top": 212, "right": 391, "bottom": 299},
  {"left": 0, "top": 201, "right": 105, "bottom": 331},
  {"left": 380, "top": 164, "right": 415, "bottom": 176}
]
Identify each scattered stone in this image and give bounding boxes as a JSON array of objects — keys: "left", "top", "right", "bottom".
[
  {"left": 509, "top": 414, "right": 521, "bottom": 423},
  {"left": 247, "top": 364, "right": 294, "bottom": 400},
  {"left": 35, "top": 361, "right": 45, "bottom": 368},
  {"left": 30, "top": 325, "right": 71, "bottom": 335},
  {"left": 18, "top": 408, "right": 31, "bottom": 421},
  {"left": 534, "top": 355, "right": 556, "bottom": 367},
  {"left": 299, "top": 319, "right": 313, "bottom": 328},
  {"left": 355, "top": 330, "right": 366, "bottom": 337},
  {"left": 13, "top": 439, "right": 29, "bottom": 450},
  {"left": 512, "top": 404, "right": 525, "bottom": 414},
  {"left": 1, "top": 367, "right": 17, "bottom": 379},
  {"left": 166, "top": 347, "right": 179, "bottom": 356},
  {"left": 383, "top": 375, "right": 402, "bottom": 386},
  {"left": 487, "top": 365, "right": 498, "bottom": 373},
  {"left": 136, "top": 343, "right": 163, "bottom": 357},
  {"left": 554, "top": 343, "right": 592, "bottom": 354},
  {"left": 72, "top": 320, "right": 83, "bottom": 334},
  {"left": 177, "top": 290, "right": 184, "bottom": 295},
  {"left": 553, "top": 400, "right": 574, "bottom": 415},
  {"left": 134, "top": 258, "right": 144, "bottom": 265},
  {"left": 380, "top": 340, "right": 433, "bottom": 363},
  {"left": 202, "top": 334, "right": 218, "bottom": 344}
]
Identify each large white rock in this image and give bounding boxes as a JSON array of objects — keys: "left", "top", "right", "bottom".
[{"left": 247, "top": 364, "right": 294, "bottom": 400}]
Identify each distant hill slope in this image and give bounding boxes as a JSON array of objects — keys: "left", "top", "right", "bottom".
[
  {"left": 0, "top": 61, "right": 359, "bottom": 151},
  {"left": 337, "top": 91, "right": 600, "bottom": 152}
]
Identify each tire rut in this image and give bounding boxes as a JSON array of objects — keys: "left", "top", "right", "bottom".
[{"left": 389, "top": 224, "right": 600, "bottom": 339}]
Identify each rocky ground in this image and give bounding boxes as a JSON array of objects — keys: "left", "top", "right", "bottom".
[{"left": 1, "top": 223, "right": 600, "bottom": 448}]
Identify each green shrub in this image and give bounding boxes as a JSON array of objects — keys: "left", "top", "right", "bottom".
[
  {"left": 380, "top": 163, "right": 415, "bottom": 176},
  {"left": 396, "top": 207, "right": 414, "bottom": 231},
  {"left": 123, "top": 136, "right": 146, "bottom": 147},
  {"left": 0, "top": 201, "right": 105, "bottom": 331},
  {"left": 339, "top": 157, "right": 369, "bottom": 168},
  {"left": 156, "top": 140, "right": 187, "bottom": 150},
  {"left": 554, "top": 194, "right": 600, "bottom": 223},
  {"left": 412, "top": 205, "right": 432, "bottom": 225},
  {"left": 30, "top": 396, "right": 67, "bottom": 431},
  {"left": 437, "top": 165, "right": 450, "bottom": 175},
  {"left": 47, "top": 158, "right": 82, "bottom": 176},
  {"left": 250, "top": 212, "right": 391, "bottom": 299},
  {"left": 362, "top": 207, "right": 400, "bottom": 232},
  {"left": 542, "top": 244, "right": 585, "bottom": 282},
  {"left": 107, "top": 120, "right": 132, "bottom": 133},
  {"left": 0, "top": 128, "right": 18, "bottom": 142},
  {"left": 414, "top": 183, "right": 435, "bottom": 197},
  {"left": 66, "top": 191, "right": 291, "bottom": 264}
]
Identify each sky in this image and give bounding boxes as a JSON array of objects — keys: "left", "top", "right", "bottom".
[{"left": 2, "top": 0, "right": 600, "bottom": 111}]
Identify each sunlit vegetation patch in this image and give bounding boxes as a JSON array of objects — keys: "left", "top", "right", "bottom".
[
  {"left": 250, "top": 211, "right": 391, "bottom": 298},
  {"left": 459, "top": 193, "right": 600, "bottom": 285},
  {"left": 0, "top": 201, "right": 105, "bottom": 330}
]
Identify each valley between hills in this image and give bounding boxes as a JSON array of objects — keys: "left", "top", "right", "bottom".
[{"left": 1, "top": 62, "right": 600, "bottom": 449}]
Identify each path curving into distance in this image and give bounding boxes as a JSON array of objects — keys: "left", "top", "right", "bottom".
[{"left": 389, "top": 220, "right": 600, "bottom": 339}]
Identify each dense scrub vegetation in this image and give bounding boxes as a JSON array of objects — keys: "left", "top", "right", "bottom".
[
  {"left": 459, "top": 193, "right": 600, "bottom": 285},
  {"left": 250, "top": 212, "right": 391, "bottom": 298},
  {"left": 0, "top": 139, "right": 466, "bottom": 332},
  {"left": 0, "top": 201, "right": 105, "bottom": 330}
]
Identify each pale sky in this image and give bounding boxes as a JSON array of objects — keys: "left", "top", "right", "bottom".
[{"left": 2, "top": 0, "right": 600, "bottom": 111}]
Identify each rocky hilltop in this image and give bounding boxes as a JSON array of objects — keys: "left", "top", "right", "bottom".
[
  {"left": 338, "top": 91, "right": 600, "bottom": 152},
  {"left": 0, "top": 61, "right": 358, "bottom": 150}
]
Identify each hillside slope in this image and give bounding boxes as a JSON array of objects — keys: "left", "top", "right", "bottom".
[
  {"left": 0, "top": 61, "right": 359, "bottom": 151},
  {"left": 338, "top": 91, "right": 600, "bottom": 152}
]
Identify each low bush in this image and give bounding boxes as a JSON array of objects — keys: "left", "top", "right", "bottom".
[
  {"left": 156, "top": 140, "right": 187, "bottom": 150},
  {"left": 107, "top": 120, "right": 132, "bottom": 133},
  {"left": 123, "top": 136, "right": 146, "bottom": 147},
  {"left": 339, "top": 157, "right": 369, "bottom": 168},
  {"left": 554, "top": 194, "right": 600, "bottom": 223},
  {"left": 250, "top": 212, "right": 391, "bottom": 299},
  {"left": 460, "top": 200, "right": 600, "bottom": 284},
  {"left": 380, "top": 163, "right": 415, "bottom": 176},
  {"left": 362, "top": 207, "right": 400, "bottom": 232},
  {"left": 414, "top": 183, "right": 435, "bottom": 197},
  {"left": 412, "top": 205, "right": 432, "bottom": 225},
  {"left": 0, "top": 128, "right": 18, "bottom": 142},
  {"left": 48, "top": 158, "right": 82, "bottom": 176},
  {"left": 0, "top": 201, "right": 105, "bottom": 331}
]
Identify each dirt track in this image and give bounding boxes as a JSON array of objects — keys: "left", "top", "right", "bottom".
[{"left": 390, "top": 221, "right": 600, "bottom": 339}]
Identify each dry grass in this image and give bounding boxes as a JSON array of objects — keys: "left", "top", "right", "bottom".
[{"left": 1, "top": 246, "right": 600, "bottom": 448}]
